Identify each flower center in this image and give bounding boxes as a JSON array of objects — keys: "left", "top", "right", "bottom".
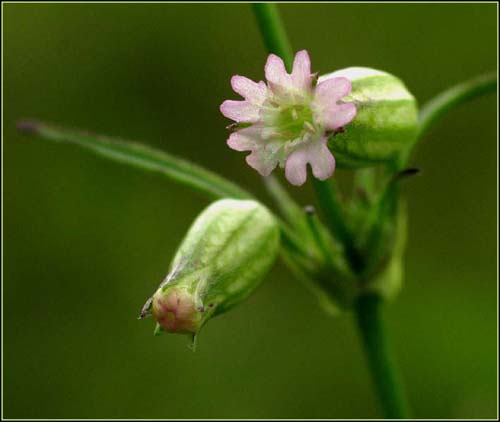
[{"left": 266, "top": 102, "right": 317, "bottom": 141}]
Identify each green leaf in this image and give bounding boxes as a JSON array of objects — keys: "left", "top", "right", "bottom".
[
  {"left": 17, "top": 120, "right": 251, "bottom": 200},
  {"left": 418, "top": 72, "right": 497, "bottom": 139},
  {"left": 397, "top": 72, "right": 497, "bottom": 168}
]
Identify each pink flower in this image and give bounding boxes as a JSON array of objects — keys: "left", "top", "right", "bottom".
[
  {"left": 152, "top": 288, "right": 201, "bottom": 334},
  {"left": 220, "top": 50, "right": 356, "bottom": 186}
]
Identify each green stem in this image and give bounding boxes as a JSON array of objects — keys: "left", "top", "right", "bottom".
[
  {"left": 251, "top": 3, "right": 411, "bottom": 419},
  {"left": 263, "top": 175, "right": 309, "bottom": 230},
  {"left": 251, "top": 3, "right": 312, "bottom": 233},
  {"left": 311, "top": 180, "right": 346, "bottom": 236},
  {"left": 252, "top": 3, "right": 294, "bottom": 69},
  {"left": 355, "top": 294, "right": 410, "bottom": 419},
  {"left": 252, "top": 4, "right": 356, "bottom": 260},
  {"left": 311, "top": 178, "right": 357, "bottom": 260},
  {"left": 304, "top": 206, "right": 333, "bottom": 262}
]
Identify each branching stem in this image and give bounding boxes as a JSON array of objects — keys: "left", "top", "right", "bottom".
[{"left": 252, "top": 3, "right": 411, "bottom": 418}]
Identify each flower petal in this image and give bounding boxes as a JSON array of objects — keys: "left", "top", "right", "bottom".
[
  {"left": 231, "top": 75, "right": 267, "bottom": 104},
  {"left": 220, "top": 100, "right": 261, "bottom": 122},
  {"left": 226, "top": 126, "right": 262, "bottom": 152},
  {"left": 285, "top": 139, "right": 336, "bottom": 185},
  {"left": 246, "top": 150, "right": 278, "bottom": 177},
  {"left": 315, "top": 77, "right": 352, "bottom": 108},
  {"left": 174, "top": 296, "right": 196, "bottom": 319},
  {"left": 227, "top": 134, "right": 253, "bottom": 152},
  {"left": 291, "top": 50, "right": 312, "bottom": 90},
  {"left": 164, "top": 290, "right": 179, "bottom": 309},
  {"left": 227, "top": 126, "right": 278, "bottom": 176},
  {"left": 285, "top": 148, "right": 308, "bottom": 186},
  {"left": 322, "top": 102, "right": 357, "bottom": 130},
  {"left": 309, "top": 140, "right": 336, "bottom": 180},
  {"left": 265, "top": 54, "right": 292, "bottom": 89}
]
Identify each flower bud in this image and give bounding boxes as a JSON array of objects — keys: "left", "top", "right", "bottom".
[
  {"left": 140, "top": 199, "right": 280, "bottom": 338},
  {"left": 319, "top": 67, "right": 418, "bottom": 168}
]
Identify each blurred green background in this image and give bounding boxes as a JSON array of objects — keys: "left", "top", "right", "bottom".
[{"left": 4, "top": 3, "right": 497, "bottom": 419}]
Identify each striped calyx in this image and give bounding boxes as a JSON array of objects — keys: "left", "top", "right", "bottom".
[
  {"left": 141, "top": 199, "right": 280, "bottom": 336},
  {"left": 319, "top": 67, "right": 418, "bottom": 168}
]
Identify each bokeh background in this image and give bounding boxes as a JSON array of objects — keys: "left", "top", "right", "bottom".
[{"left": 4, "top": 3, "right": 497, "bottom": 419}]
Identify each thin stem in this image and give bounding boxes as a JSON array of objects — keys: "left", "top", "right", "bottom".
[
  {"left": 252, "top": 3, "right": 294, "bottom": 69},
  {"left": 311, "top": 179, "right": 349, "bottom": 243},
  {"left": 353, "top": 167, "right": 376, "bottom": 199},
  {"left": 304, "top": 206, "right": 334, "bottom": 262},
  {"left": 252, "top": 3, "right": 312, "bottom": 237},
  {"left": 312, "top": 178, "right": 362, "bottom": 271},
  {"left": 252, "top": 3, "right": 358, "bottom": 260},
  {"left": 263, "top": 175, "right": 307, "bottom": 228},
  {"left": 251, "top": 4, "right": 411, "bottom": 419},
  {"left": 355, "top": 294, "right": 411, "bottom": 419}
]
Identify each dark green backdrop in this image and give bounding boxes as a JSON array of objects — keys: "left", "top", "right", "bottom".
[{"left": 4, "top": 3, "right": 497, "bottom": 419}]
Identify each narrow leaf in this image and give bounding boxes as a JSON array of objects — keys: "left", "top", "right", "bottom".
[
  {"left": 418, "top": 72, "right": 497, "bottom": 138},
  {"left": 17, "top": 120, "right": 251, "bottom": 200}
]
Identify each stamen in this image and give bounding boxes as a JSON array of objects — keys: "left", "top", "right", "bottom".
[{"left": 303, "top": 121, "right": 315, "bottom": 133}]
